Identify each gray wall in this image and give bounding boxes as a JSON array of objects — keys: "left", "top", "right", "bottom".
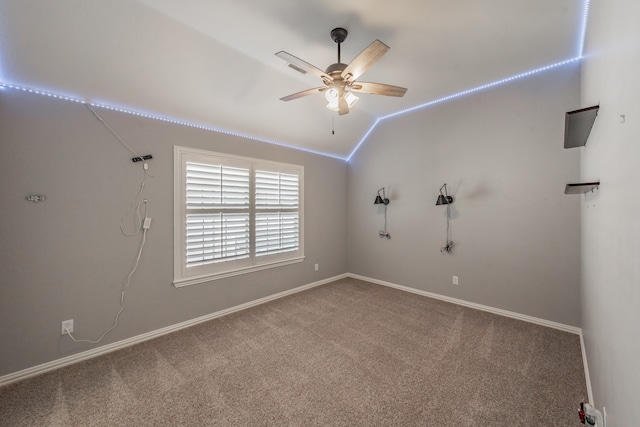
[
  {"left": 347, "top": 63, "right": 582, "bottom": 326},
  {"left": 581, "top": 0, "right": 640, "bottom": 424},
  {"left": 0, "top": 47, "right": 593, "bottom": 381},
  {"left": 0, "top": 90, "right": 347, "bottom": 376}
]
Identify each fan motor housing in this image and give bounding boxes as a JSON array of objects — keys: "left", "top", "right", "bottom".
[{"left": 325, "top": 62, "right": 347, "bottom": 75}]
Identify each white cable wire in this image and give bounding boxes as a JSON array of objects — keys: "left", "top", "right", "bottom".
[
  {"left": 66, "top": 103, "right": 153, "bottom": 344},
  {"left": 66, "top": 227, "right": 148, "bottom": 344},
  {"left": 85, "top": 103, "right": 153, "bottom": 179},
  {"left": 85, "top": 103, "right": 152, "bottom": 236},
  {"left": 120, "top": 183, "right": 147, "bottom": 236},
  {"left": 85, "top": 103, "right": 142, "bottom": 160}
]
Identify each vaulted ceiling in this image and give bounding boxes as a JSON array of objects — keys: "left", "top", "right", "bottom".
[{"left": 0, "top": 0, "right": 586, "bottom": 159}]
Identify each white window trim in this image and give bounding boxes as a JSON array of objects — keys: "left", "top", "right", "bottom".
[{"left": 174, "top": 146, "right": 304, "bottom": 287}]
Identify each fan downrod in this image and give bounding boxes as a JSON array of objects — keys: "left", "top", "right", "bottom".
[{"left": 330, "top": 28, "right": 347, "bottom": 63}]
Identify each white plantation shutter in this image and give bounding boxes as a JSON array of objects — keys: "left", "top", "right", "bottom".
[
  {"left": 186, "top": 163, "right": 250, "bottom": 209},
  {"left": 255, "top": 171, "right": 299, "bottom": 207},
  {"left": 185, "top": 162, "right": 250, "bottom": 267},
  {"left": 186, "top": 213, "right": 250, "bottom": 266},
  {"left": 255, "top": 212, "right": 299, "bottom": 255},
  {"left": 175, "top": 147, "right": 304, "bottom": 286},
  {"left": 255, "top": 171, "right": 300, "bottom": 257}
]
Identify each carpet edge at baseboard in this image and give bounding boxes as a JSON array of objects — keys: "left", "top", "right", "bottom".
[
  {"left": 2, "top": 272, "right": 590, "bottom": 397},
  {"left": 0, "top": 273, "right": 348, "bottom": 388},
  {"left": 347, "top": 273, "right": 592, "bottom": 405},
  {"left": 347, "top": 273, "right": 582, "bottom": 334}
]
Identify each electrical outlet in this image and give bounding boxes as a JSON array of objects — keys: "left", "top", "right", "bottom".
[
  {"left": 452, "top": 276, "right": 459, "bottom": 285},
  {"left": 61, "top": 319, "right": 74, "bottom": 335},
  {"left": 314, "top": 263, "right": 319, "bottom": 271}
]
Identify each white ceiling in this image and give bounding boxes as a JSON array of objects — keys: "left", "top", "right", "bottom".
[{"left": 0, "top": 0, "right": 585, "bottom": 159}]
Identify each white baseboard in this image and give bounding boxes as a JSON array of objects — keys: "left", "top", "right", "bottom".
[
  {"left": 2, "top": 271, "right": 591, "bottom": 397},
  {"left": 347, "top": 273, "right": 582, "bottom": 335},
  {"left": 353, "top": 273, "right": 593, "bottom": 404},
  {"left": 580, "top": 331, "right": 595, "bottom": 405},
  {"left": 0, "top": 273, "right": 348, "bottom": 388}
]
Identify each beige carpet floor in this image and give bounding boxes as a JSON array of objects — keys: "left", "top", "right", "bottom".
[{"left": 0, "top": 277, "right": 587, "bottom": 426}]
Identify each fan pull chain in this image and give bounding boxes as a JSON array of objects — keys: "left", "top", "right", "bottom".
[{"left": 332, "top": 113, "right": 335, "bottom": 135}]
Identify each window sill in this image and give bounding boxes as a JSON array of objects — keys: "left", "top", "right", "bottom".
[{"left": 173, "top": 256, "right": 305, "bottom": 288}]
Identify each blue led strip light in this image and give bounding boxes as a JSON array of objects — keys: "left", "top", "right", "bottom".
[
  {"left": 1, "top": 0, "right": 591, "bottom": 164},
  {"left": 0, "top": 83, "right": 85, "bottom": 104},
  {"left": 347, "top": 0, "right": 592, "bottom": 161},
  {"left": 384, "top": 58, "right": 580, "bottom": 121},
  {"left": 578, "top": 0, "right": 591, "bottom": 58},
  {"left": 88, "top": 101, "right": 346, "bottom": 160},
  {"left": 346, "top": 57, "right": 581, "bottom": 161},
  {"left": 0, "top": 82, "right": 346, "bottom": 161},
  {"left": 347, "top": 118, "right": 381, "bottom": 163},
  {"left": 1, "top": 57, "right": 582, "bottom": 164}
]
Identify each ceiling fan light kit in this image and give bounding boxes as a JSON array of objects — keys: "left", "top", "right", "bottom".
[
  {"left": 276, "top": 28, "right": 407, "bottom": 116},
  {"left": 326, "top": 89, "right": 359, "bottom": 112}
]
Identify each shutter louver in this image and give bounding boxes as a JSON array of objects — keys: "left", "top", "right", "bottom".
[
  {"left": 185, "top": 162, "right": 250, "bottom": 267},
  {"left": 255, "top": 171, "right": 299, "bottom": 208},
  {"left": 186, "top": 213, "right": 250, "bottom": 266},
  {"left": 186, "top": 163, "right": 249, "bottom": 209},
  {"left": 255, "top": 213, "right": 299, "bottom": 256},
  {"left": 255, "top": 170, "right": 299, "bottom": 256}
]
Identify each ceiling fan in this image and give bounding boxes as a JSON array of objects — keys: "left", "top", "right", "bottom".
[{"left": 276, "top": 28, "right": 407, "bottom": 115}]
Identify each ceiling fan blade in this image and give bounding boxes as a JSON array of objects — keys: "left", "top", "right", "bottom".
[
  {"left": 279, "top": 87, "right": 326, "bottom": 102},
  {"left": 341, "top": 40, "right": 389, "bottom": 82},
  {"left": 338, "top": 96, "right": 349, "bottom": 115},
  {"left": 275, "top": 51, "right": 332, "bottom": 82},
  {"left": 350, "top": 81, "right": 407, "bottom": 97}
]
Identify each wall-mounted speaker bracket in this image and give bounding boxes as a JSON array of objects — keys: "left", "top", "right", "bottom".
[{"left": 132, "top": 154, "right": 153, "bottom": 163}]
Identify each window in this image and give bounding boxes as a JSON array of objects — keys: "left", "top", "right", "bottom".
[{"left": 174, "top": 146, "right": 304, "bottom": 287}]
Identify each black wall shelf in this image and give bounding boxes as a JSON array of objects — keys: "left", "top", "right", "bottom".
[
  {"left": 564, "top": 105, "right": 599, "bottom": 149},
  {"left": 564, "top": 182, "right": 600, "bottom": 195},
  {"left": 564, "top": 106, "right": 600, "bottom": 195}
]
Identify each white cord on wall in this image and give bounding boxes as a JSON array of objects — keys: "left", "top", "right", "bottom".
[
  {"left": 120, "top": 186, "right": 148, "bottom": 236},
  {"left": 85, "top": 103, "right": 142, "bottom": 160},
  {"left": 64, "top": 104, "right": 153, "bottom": 344},
  {"left": 66, "top": 223, "right": 149, "bottom": 344},
  {"left": 85, "top": 103, "right": 153, "bottom": 237}
]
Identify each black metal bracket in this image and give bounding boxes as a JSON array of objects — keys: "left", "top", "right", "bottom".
[{"left": 132, "top": 154, "right": 153, "bottom": 163}]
